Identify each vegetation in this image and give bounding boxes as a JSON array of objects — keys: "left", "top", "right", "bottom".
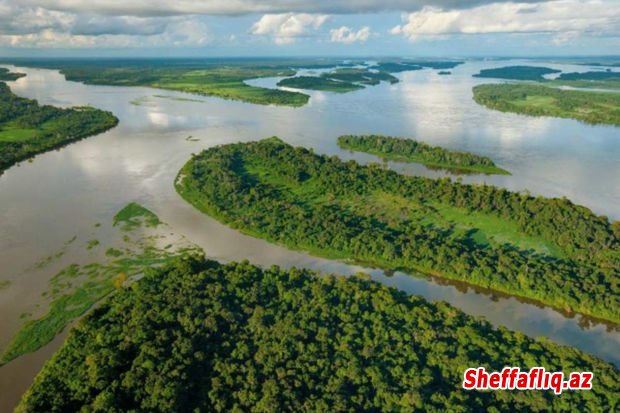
[
  {"left": 18, "top": 256, "right": 620, "bottom": 412},
  {"left": 473, "top": 66, "right": 561, "bottom": 81},
  {"left": 551, "top": 71, "right": 620, "bottom": 89},
  {"left": 0, "top": 67, "right": 25, "bottom": 81},
  {"left": 176, "top": 138, "right": 620, "bottom": 323},
  {"left": 113, "top": 202, "right": 161, "bottom": 231},
  {"left": 473, "top": 83, "right": 620, "bottom": 126},
  {"left": 0, "top": 82, "right": 118, "bottom": 174},
  {"left": 278, "top": 76, "right": 364, "bottom": 93},
  {"left": 0, "top": 204, "right": 200, "bottom": 365},
  {"left": 337, "top": 135, "right": 510, "bottom": 175},
  {"left": 372, "top": 61, "right": 463, "bottom": 73},
  {"left": 57, "top": 66, "right": 310, "bottom": 106},
  {"left": 277, "top": 69, "right": 398, "bottom": 93},
  {"left": 438, "top": 71, "right": 451, "bottom": 75}
]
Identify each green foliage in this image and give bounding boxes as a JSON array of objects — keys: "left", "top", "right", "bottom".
[
  {"left": 277, "top": 69, "right": 398, "bottom": 93},
  {"left": 59, "top": 66, "right": 310, "bottom": 106},
  {"left": 473, "top": 83, "right": 620, "bottom": 126},
  {"left": 277, "top": 76, "right": 364, "bottom": 93},
  {"left": 176, "top": 138, "right": 620, "bottom": 323},
  {"left": 473, "top": 66, "right": 561, "bottom": 81},
  {"left": 17, "top": 256, "right": 620, "bottom": 412},
  {"left": 371, "top": 60, "right": 463, "bottom": 72},
  {"left": 113, "top": 202, "right": 161, "bottom": 231},
  {"left": 0, "top": 279, "right": 10, "bottom": 290},
  {"left": 0, "top": 68, "right": 26, "bottom": 81},
  {"left": 0, "top": 82, "right": 118, "bottom": 174},
  {"left": 337, "top": 134, "right": 510, "bottom": 175}
]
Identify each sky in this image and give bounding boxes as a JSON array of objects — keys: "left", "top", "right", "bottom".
[{"left": 0, "top": 0, "right": 619, "bottom": 57}]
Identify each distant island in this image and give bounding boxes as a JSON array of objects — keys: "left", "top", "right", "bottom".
[
  {"left": 176, "top": 138, "right": 620, "bottom": 323},
  {"left": 0, "top": 67, "right": 25, "bottom": 81},
  {"left": 0, "top": 80, "right": 118, "bottom": 174},
  {"left": 17, "top": 256, "right": 620, "bottom": 412},
  {"left": 438, "top": 70, "right": 451, "bottom": 75},
  {"left": 277, "top": 68, "right": 397, "bottom": 93},
  {"left": 473, "top": 83, "right": 620, "bottom": 126},
  {"left": 473, "top": 65, "right": 561, "bottom": 81},
  {"left": 371, "top": 60, "right": 463, "bottom": 72},
  {"left": 337, "top": 134, "right": 510, "bottom": 175}
]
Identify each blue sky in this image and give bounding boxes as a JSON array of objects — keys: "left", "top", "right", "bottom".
[{"left": 1, "top": 0, "right": 619, "bottom": 57}]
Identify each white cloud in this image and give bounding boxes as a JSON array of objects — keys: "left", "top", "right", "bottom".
[
  {"left": 391, "top": 0, "right": 620, "bottom": 40},
  {"left": 18, "top": 1, "right": 549, "bottom": 17},
  {"left": 250, "top": 13, "right": 328, "bottom": 44},
  {"left": 330, "top": 26, "right": 370, "bottom": 44}
]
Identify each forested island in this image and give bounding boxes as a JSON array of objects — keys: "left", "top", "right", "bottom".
[
  {"left": 278, "top": 76, "right": 364, "bottom": 93},
  {"left": 337, "top": 135, "right": 509, "bottom": 175},
  {"left": 473, "top": 84, "right": 620, "bottom": 126},
  {"left": 371, "top": 60, "right": 463, "bottom": 73},
  {"left": 0, "top": 82, "right": 118, "bottom": 174},
  {"left": 18, "top": 256, "right": 620, "bottom": 412},
  {"left": 176, "top": 138, "right": 620, "bottom": 323},
  {"left": 60, "top": 65, "right": 310, "bottom": 106},
  {"left": 0, "top": 67, "right": 25, "bottom": 81},
  {"left": 473, "top": 66, "right": 561, "bottom": 81},
  {"left": 277, "top": 68, "right": 398, "bottom": 93},
  {"left": 553, "top": 71, "right": 620, "bottom": 89}
]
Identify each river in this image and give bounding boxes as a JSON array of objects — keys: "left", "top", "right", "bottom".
[{"left": 0, "top": 59, "right": 619, "bottom": 412}]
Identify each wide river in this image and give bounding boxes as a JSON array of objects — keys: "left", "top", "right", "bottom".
[{"left": 0, "top": 59, "right": 619, "bottom": 411}]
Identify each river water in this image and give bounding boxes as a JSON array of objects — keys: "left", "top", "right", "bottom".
[{"left": 0, "top": 60, "right": 619, "bottom": 411}]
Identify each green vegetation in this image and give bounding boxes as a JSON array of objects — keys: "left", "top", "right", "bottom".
[
  {"left": 278, "top": 76, "right": 364, "bottom": 93},
  {"left": 0, "top": 82, "right": 118, "bottom": 174},
  {"left": 0, "top": 203, "right": 200, "bottom": 365},
  {"left": 113, "top": 202, "right": 161, "bottom": 231},
  {"left": 473, "top": 83, "right": 620, "bottom": 126},
  {"left": 0, "top": 280, "right": 10, "bottom": 290},
  {"left": 372, "top": 60, "right": 463, "bottom": 73},
  {"left": 438, "top": 71, "right": 451, "bottom": 75},
  {"left": 551, "top": 71, "right": 620, "bottom": 89},
  {"left": 18, "top": 256, "right": 620, "bottom": 412},
  {"left": 277, "top": 68, "right": 398, "bottom": 93},
  {"left": 176, "top": 138, "right": 620, "bottom": 323},
  {"left": 473, "top": 66, "right": 561, "bottom": 81},
  {"left": 0, "top": 67, "right": 25, "bottom": 81},
  {"left": 59, "top": 66, "right": 310, "bottom": 106},
  {"left": 85, "top": 239, "right": 100, "bottom": 250},
  {"left": 337, "top": 135, "right": 510, "bottom": 175}
]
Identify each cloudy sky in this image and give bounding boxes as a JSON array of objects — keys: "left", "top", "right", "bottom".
[{"left": 1, "top": 0, "right": 619, "bottom": 56}]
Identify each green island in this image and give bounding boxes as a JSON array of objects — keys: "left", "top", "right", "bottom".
[
  {"left": 552, "top": 71, "right": 620, "bottom": 89},
  {"left": 0, "top": 67, "right": 25, "bottom": 81},
  {"left": 176, "top": 138, "right": 620, "bottom": 323},
  {"left": 372, "top": 60, "right": 463, "bottom": 73},
  {"left": 473, "top": 66, "right": 561, "bottom": 81},
  {"left": 0, "top": 203, "right": 200, "bottom": 365},
  {"left": 59, "top": 65, "right": 309, "bottom": 107},
  {"left": 278, "top": 76, "right": 364, "bottom": 93},
  {"left": 277, "top": 68, "right": 398, "bottom": 93},
  {"left": 473, "top": 83, "right": 620, "bottom": 126},
  {"left": 18, "top": 256, "right": 620, "bottom": 412},
  {"left": 0, "top": 81, "right": 118, "bottom": 174},
  {"left": 337, "top": 135, "right": 510, "bottom": 175}
]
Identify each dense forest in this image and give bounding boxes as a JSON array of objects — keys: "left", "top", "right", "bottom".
[
  {"left": 18, "top": 256, "right": 620, "bottom": 412},
  {"left": 176, "top": 138, "right": 620, "bottom": 323},
  {"left": 0, "top": 82, "right": 118, "bottom": 174},
  {"left": 473, "top": 84, "right": 620, "bottom": 126},
  {"left": 277, "top": 76, "right": 364, "bottom": 93},
  {"left": 0, "top": 67, "right": 25, "bottom": 81},
  {"left": 473, "top": 66, "right": 561, "bottom": 81},
  {"left": 371, "top": 61, "right": 463, "bottom": 73},
  {"left": 337, "top": 135, "right": 509, "bottom": 174},
  {"left": 277, "top": 69, "right": 397, "bottom": 93}
]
